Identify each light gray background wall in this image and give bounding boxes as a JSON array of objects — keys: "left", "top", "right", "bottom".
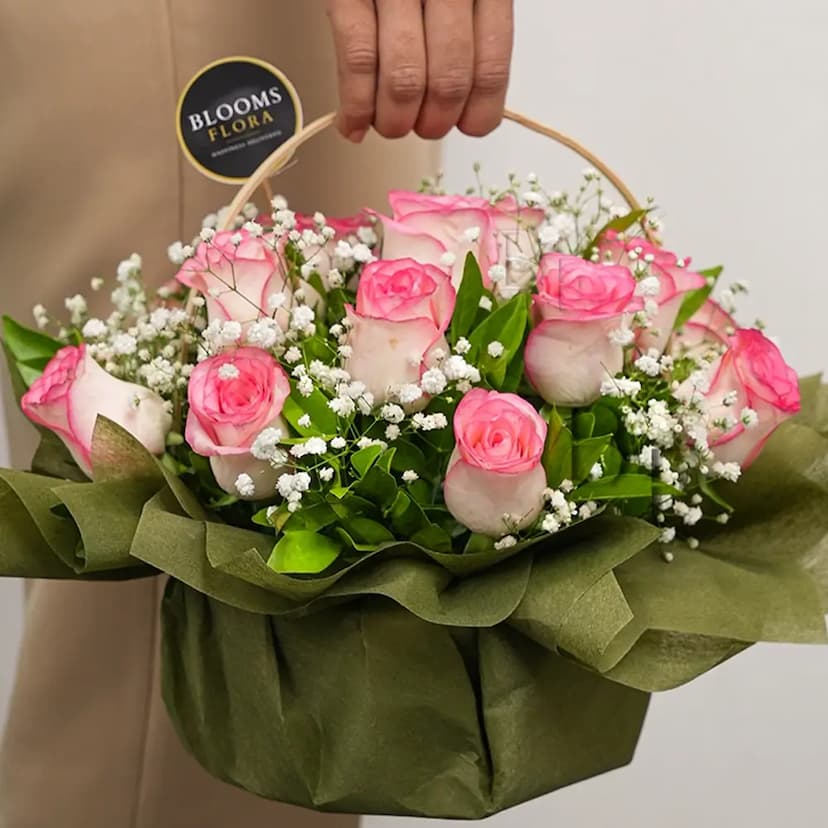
[{"left": 2, "top": 1, "right": 827, "bottom": 825}]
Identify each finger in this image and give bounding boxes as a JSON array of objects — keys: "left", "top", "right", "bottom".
[
  {"left": 326, "top": 0, "right": 378, "bottom": 142},
  {"left": 458, "top": 0, "right": 513, "bottom": 137},
  {"left": 415, "top": 0, "right": 475, "bottom": 140},
  {"left": 374, "top": 0, "right": 427, "bottom": 139}
]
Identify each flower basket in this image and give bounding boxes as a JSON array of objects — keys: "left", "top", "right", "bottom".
[{"left": 2, "top": 110, "right": 827, "bottom": 819}]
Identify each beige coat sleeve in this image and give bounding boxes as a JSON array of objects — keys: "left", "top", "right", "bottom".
[{"left": 0, "top": 3, "right": 438, "bottom": 826}]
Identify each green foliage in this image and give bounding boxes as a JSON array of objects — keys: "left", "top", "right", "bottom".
[
  {"left": 467, "top": 292, "right": 530, "bottom": 388},
  {"left": 283, "top": 385, "right": 339, "bottom": 437},
  {"left": 449, "top": 253, "right": 485, "bottom": 344},
  {"left": 542, "top": 408, "right": 573, "bottom": 487},
  {"left": 268, "top": 531, "right": 342, "bottom": 574},
  {"left": 582, "top": 208, "right": 651, "bottom": 256},
  {"left": 674, "top": 266, "right": 723, "bottom": 329},
  {"left": 2, "top": 316, "right": 62, "bottom": 389}
]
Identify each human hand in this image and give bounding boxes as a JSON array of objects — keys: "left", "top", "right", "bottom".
[{"left": 326, "top": 0, "right": 514, "bottom": 142}]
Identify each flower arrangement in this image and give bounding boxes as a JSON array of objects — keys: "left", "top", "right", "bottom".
[{"left": 2, "top": 114, "right": 827, "bottom": 819}]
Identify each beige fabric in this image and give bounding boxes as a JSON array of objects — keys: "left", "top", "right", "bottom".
[{"left": 0, "top": 2, "right": 439, "bottom": 825}]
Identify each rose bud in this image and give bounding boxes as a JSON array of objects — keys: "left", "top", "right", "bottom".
[
  {"left": 524, "top": 253, "right": 642, "bottom": 406},
  {"left": 186, "top": 347, "right": 291, "bottom": 499},
  {"left": 21, "top": 344, "right": 172, "bottom": 477},
  {"left": 444, "top": 389, "right": 548, "bottom": 538},
  {"left": 344, "top": 258, "right": 456, "bottom": 404}
]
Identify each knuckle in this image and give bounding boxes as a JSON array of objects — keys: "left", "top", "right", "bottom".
[
  {"left": 385, "top": 64, "right": 426, "bottom": 103},
  {"left": 430, "top": 66, "right": 473, "bottom": 104},
  {"left": 473, "top": 59, "right": 511, "bottom": 94},
  {"left": 342, "top": 42, "right": 377, "bottom": 75}
]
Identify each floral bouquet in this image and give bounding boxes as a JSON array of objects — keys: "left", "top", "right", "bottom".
[{"left": 2, "top": 112, "right": 827, "bottom": 819}]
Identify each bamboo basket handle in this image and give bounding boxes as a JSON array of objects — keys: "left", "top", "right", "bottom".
[{"left": 219, "top": 108, "right": 646, "bottom": 232}]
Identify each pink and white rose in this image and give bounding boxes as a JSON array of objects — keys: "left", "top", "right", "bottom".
[
  {"left": 700, "top": 328, "right": 800, "bottom": 468},
  {"left": 21, "top": 345, "right": 171, "bottom": 477},
  {"left": 670, "top": 298, "right": 735, "bottom": 361},
  {"left": 175, "top": 228, "right": 289, "bottom": 327},
  {"left": 599, "top": 232, "right": 708, "bottom": 353},
  {"left": 344, "top": 258, "right": 456, "bottom": 403},
  {"left": 186, "top": 347, "right": 291, "bottom": 499},
  {"left": 379, "top": 191, "right": 544, "bottom": 288},
  {"left": 524, "top": 253, "right": 642, "bottom": 406},
  {"left": 443, "top": 389, "right": 548, "bottom": 537}
]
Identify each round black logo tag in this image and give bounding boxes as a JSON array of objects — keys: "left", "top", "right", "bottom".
[{"left": 176, "top": 56, "right": 303, "bottom": 184}]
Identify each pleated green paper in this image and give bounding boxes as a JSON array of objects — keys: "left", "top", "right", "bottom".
[{"left": 1, "top": 387, "right": 827, "bottom": 818}]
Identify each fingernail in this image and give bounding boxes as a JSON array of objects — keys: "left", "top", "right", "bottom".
[{"left": 346, "top": 128, "right": 368, "bottom": 144}]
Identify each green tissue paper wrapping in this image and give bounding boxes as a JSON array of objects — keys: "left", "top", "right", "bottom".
[{"left": 1, "top": 382, "right": 827, "bottom": 818}]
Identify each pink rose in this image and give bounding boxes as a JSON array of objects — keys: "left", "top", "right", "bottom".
[
  {"left": 443, "top": 389, "right": 548, "bottom": 537},
  {"left": 344, "top": 258, "right": 456, "bottom": 403},
  {"left": 175, "top": 228, "right": 288, "bottom": 327},
  {"left": 378, "top": 191, "right": 544, "bottom": 288},
  {"left": 186, "top": 347, "right": 291, "bottom": 499},
  {"left": 389, "top": 191, "right": 544, "bottom": 284},
  {"left": 700, "top": 328, "right": 800, "bottom": 468},
  {"left": 598, "top": 232, "right": 707, "bottom": 353},
  {"left": 524, "top": 253, "right": 642, "bottom": 406},
  {"left": 21, "top": 345, "right": 171, "bottom": 477},
  {"left": 670, "top": 298, "right": 735, "bottom": 360}
]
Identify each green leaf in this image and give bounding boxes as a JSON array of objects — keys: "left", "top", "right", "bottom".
[
  {"left": 387, "top": 490, "right": 430, "bottom": 537},
  {"left": 351, "top": 445, "right": 384, "bottom": 479},
  {"left": 591, "top": 404, "right": 619, "bottom": 437},
  {"left": 390, "top": 440, "right": 428, "bottom": 477},
  {"left": 582, "top": 208, "right": 650, "bottom": 255},
  {"left": 603, "top": 443, "right": 624, "bottom": 477},
  {"left": 464, "top": 533, "right": 495, "bottom": 554},
  {"left": 410, "top": 524, "right": 453, "bottom": 554},
  {"left": 341, "top": 517, "right": 395, "bottom": 548},
  {"left": 674, "top": 266, "right": 723, "bottom": 330},
  {"left": 268, "top": 531, "right": 342, "bottom": 574},
  {"left": 573, "top": 412, "right": 596, "bottom": 440},
  {"left": 2, "top": 316, "right": 62, "bottom": 366},
  {"left": 283, "top": 386, "right": 338, "bottom": 436},
  {"left": 449, "top": 253, "right": 485, "bottom": 344},
  {"left": 468, "top": 293, "right": 530, "bottom": 388},
  {"left": 572, "top": 474, "right": 654, "bottom": 501},
  {"left": 326, "top": 288, "right": 348, "bottom": 325},
  {"left": 542, "top": 408, "right": 573, "bottom": 488},
  {"left": 573, "top": 435, "right": 612, "bottom": 484},
  {"left": 376, "top": 448, "right": 396, "bottom": 474},
  {"left": 306, "top": 271, "right": 327, "bottom": 301},
  {"left": 698, "top": 476, "right": 735, "bottom": 514},
  {"left": 284, "top": 501, "right": 339, "bottom": 532},
  {"left": 353, "top": 465, "right": 398, "bottom": 510}
]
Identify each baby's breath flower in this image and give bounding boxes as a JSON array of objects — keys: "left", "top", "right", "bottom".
[
  {"left": 82, "top": 319, "right": 107, "bottom": 339},
  {"left": 454, "top": 337, "right": 471, "bottom": 355},
  {"left": 494, "top": 535, "right": 517, "bottom": 550},
  {"left": 659, "top": 527, "right": 677, "bottom": 544},
  {"left": 284, "top": 346, "right": 302, "bottom": 364},
  {"left": 319, "top": 467, "right": 335, "bottom": 483},
  {"left": 291, "top": 437, "right": 327, "bottom": 458},
  {"left": 478, "top": 296, "right": 493, "bottom": 311},
  {"left": 402, "top": 470, "right": 419, "bottom": 483},
  {"left": 487, "top": 341, "right": 505, "bottom": 359},
  {"left": 329, "top": 396, "right": 356, "bottom": 417},
  {"left": 297, "top": 414, "right": 311, "bottom": 429},
  {"left": 397, "top": 384, "right": 423, "bottom": 405},
  {"left": 420, "top": 367, "right": 447, "bottom": 395},
  {"left": 235, "top": 474, "right": 256, "bottom": 498},
  {"left": 331, "top": 436, "right": 347, "bottom": 450},
  {"left": 385, "top": 424, "right": 401, "bottom": 441}
]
